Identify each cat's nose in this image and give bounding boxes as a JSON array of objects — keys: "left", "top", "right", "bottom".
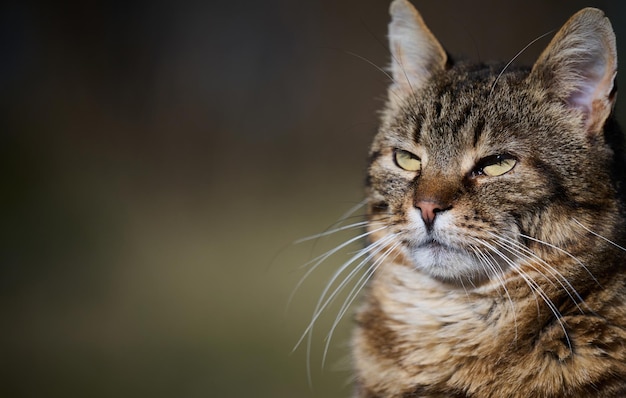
[{"left": 414, "top": 200, "right": 448, "bottom": 228}]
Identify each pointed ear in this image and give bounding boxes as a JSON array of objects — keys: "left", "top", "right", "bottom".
[
  {"left": 530, "top": 8, "right": 617, "bottom": 134},
  {"left": 388, "top": 0, "right": 447, "bottom": 100}
]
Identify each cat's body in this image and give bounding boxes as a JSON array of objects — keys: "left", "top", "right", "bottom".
[{"left": 351, "top": 1, "right": 626, "bottom": 396}]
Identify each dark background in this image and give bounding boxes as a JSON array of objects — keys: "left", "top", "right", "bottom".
[{"left": 2, "top": 1, "right": 625, "bottom": 397}]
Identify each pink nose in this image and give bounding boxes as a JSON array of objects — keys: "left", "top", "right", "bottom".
[{"left": 414, "top": 200, "right": 445, "bottom": 227}]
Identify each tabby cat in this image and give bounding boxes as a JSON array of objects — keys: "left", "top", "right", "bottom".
[{"left": 352, "top": 0, "right": 626, "bottom": 396}]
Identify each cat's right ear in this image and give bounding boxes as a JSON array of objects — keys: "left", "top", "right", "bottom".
[{"left": 388, "top": 0, "right": 447, "bottom": 103}]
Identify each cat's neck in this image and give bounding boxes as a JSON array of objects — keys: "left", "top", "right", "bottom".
[
  {"left": 370, "top": 263, "right": 497, "bottom": 327},
  {"left": 354, "top": 262, "right": 563, "bottom": 396},
  {"left": 354, "top": 263, "right": 513, "bottom": 394}
]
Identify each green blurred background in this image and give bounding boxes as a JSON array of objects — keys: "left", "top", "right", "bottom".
[{"left": 2, "top": 1, "right": 625, "bottom": 397}]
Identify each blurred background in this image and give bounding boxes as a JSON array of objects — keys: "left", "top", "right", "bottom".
[{"left": 1, "top": 1, "right": 625, "bottom": 397}]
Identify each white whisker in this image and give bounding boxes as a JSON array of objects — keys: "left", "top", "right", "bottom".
[
  {"left": 489, "top": 30, "right": 554, "bottom": 97},
  {"left": 295, "top": 232, "right": 396, "bottom": 351},
  {"left": 344, "top": 51, "right": 396, "bottom": 84},
  {"left": 518, "top": 232, "right": 600, "bottom": 287},
  {"left": 300, "top": 233, "right": 396, "bottom": 384},
  {"left": 322, "top": 237, "right": 402, "bottom": 366},
  {"left": 490, "top": 233, "right": 587, "bottom": 313},
  {"left": 573, "top": 218, "right": 626, "bottom": 252},
  {"left": 290, "top": 225, "right": 387, "bottom": 306},
  {"left": 470, "top": 239, "right": 518, "bottom": 340},
  {"left": 475, "top": 237, "right": 571, "bottom": 350},
  {"left": 294, "top": 220, "right": 370, "bottom": 244}
]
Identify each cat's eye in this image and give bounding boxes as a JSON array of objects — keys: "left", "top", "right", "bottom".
[
  {"left": 475, "top": 155, "right": 517, "bottom": 177},
  {"left": 394, "top": 149, "right": 421, "bottom": 172}
]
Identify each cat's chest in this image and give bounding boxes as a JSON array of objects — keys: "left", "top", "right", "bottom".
[
  {"left": 354, "top": 264, "right": 520, "bottom": 391},
  {"left": 375, "top": 265, "right": 501, "bottom": 333}
]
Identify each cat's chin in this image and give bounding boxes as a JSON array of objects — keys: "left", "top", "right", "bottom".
[{"left": 407, "top": 243, "right": 492, "bottom": 284}]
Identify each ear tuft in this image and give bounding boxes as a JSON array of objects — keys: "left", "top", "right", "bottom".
[
  {"left": 531, "top": 8, "right": 617, "bottom": 133},
  {"left": 388, "top": 0, "right": 447, "bottom": 101}
]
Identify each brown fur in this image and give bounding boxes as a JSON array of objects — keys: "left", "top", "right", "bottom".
[{"left": 352, "top": 1, "right": 626, "bottom": 396}]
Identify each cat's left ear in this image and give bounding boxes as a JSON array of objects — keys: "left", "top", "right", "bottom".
[{"left": 530, "top": 8, "right": 617, "bottom": 134}]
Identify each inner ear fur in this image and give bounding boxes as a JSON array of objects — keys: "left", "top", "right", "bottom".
[
  {"left": 530, "top": 8, "right": 617, "bottom": 134},
  {"left": 387, "top": 0, "right": 447, "bottom": 103}
]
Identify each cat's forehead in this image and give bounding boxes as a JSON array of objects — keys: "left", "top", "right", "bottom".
[{"left": 384, "top": 66, "right": 535, "bottom": 153}]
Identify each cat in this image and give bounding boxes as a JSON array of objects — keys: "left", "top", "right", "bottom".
[{"left": 351, "top": 0, "right": 626, "bottom": 397}]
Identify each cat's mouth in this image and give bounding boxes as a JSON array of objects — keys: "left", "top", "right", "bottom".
[
  {"left": 421, "top": 238, "right": 451, "bottom": 250},
  {"left": 411, "top": 235, "right": 474, "bottom": 256},
  {"left": 405, "top": 237, "right": 486, "bottom": 281}
]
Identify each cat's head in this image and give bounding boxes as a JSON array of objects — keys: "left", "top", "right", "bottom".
[{"left": 367, "top": 0, "right": 621, "bottom": 284}]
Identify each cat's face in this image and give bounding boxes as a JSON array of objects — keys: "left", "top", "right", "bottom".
[
  {"left": 366, "top": 1, "right": 619, "bottom": 284},
  {"left": 367, "top": 68, "right": 610, "bottom": 282}
]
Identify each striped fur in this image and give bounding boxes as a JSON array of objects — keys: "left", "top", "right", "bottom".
[{"left": 353, "top": 1, "right": 626, "bottom": 396}]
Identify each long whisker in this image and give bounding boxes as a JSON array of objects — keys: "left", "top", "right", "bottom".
[
  {"left": 470, "top": 239, "right": 518, "bottom": 340},
  {"left": 344, "top": 50, "right": 396, "bottom": 84},
  {"left": 321, "top": 47, "right": 407, "bottom": 106},
  {"left": 490, "top": 234, "right": 587, "bottom": 313},
  {"left": 475, "top": 238, "right": 571, "bottom": 350},
  {"left": 296, "top": 200, "right": 368, "bottom": 263},
  {"left": 268, "top": 203, "right": 368, "bottom": 273},
  {"left": 572, "top": 218, "right": 626, "bottom": 252},
  {"left": 322, "top": 238, "right": 402, "bottom": 366},
  {"left": 338, "top": 198, "right": 368, "bottom": 221},
  {"left": 295, "top": 232, "right": 396, "bottom": 351},
  {"left": 298, "top": 224, "right": 386, "bottom": 274},
  {"left": 297, "top": 223, "right": 384, "bottom": 274},
  {"left": 489, "top": 30, "right": 554, "bottom": 97},
  {"left": 384, "top": 29, "right": 421, "bottom": 107},
  {"left": 299, "top": 200, "right": 368, "bottom": 257},
  {"left": 518, "top": 233, "right": 600, "bottom": 286},
  {"left": 483, "top": 241, "right": 542, "bottom": 314},
  {"left": 294, "top": 220, "right": 370, "bottom": 244},
  {"left": 287, "top": 225, "right": 387, "bottom": 317},
  {"left": 300, "top": 233, "right": 397, "bottom": 384}
]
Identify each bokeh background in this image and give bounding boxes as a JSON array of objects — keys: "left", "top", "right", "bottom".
[{"left": 2, "top": 1, "right": 625, "bottom": 397}]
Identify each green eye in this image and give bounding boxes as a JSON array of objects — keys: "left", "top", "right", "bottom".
[
  {"left": 394, "top": 149, "right": 421, "bottom": 172},
  {"left": 480, "top": 156, "right": 517, "bottom": 177}
]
